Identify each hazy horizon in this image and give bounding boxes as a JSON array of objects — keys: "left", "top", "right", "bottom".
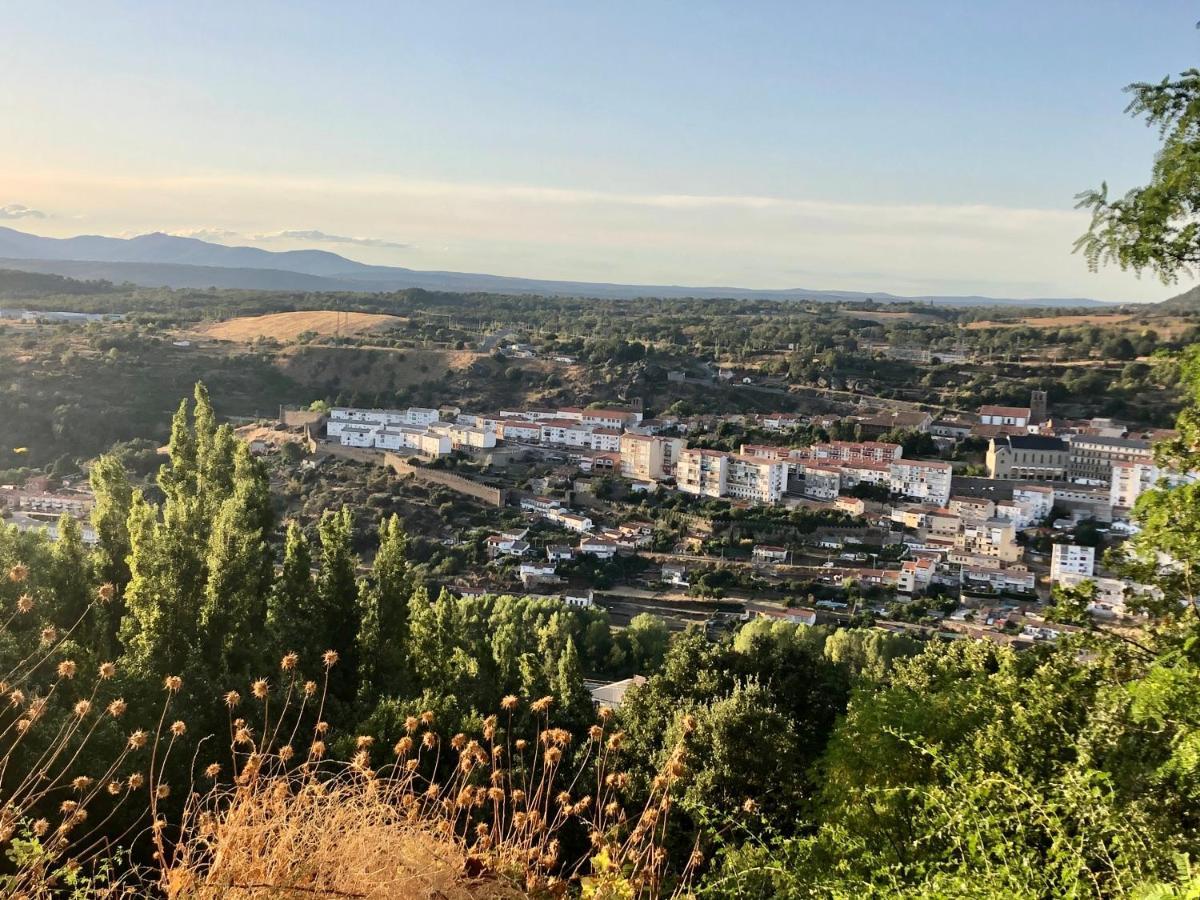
[{"left": 5, "top": 2, "right": 1200, "bottom": 302}]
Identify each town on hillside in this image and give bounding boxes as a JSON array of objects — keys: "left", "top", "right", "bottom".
[{"left": 8, "top": 381, "right": 1178, "bottom": 658}]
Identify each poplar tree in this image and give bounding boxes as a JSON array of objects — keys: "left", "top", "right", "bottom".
[
  {"left": 199, "top": 442, "right": 274, "bottom": 686},
  {"left": 316, "top": 507, "right": 361, "bottom": 709},
  {"left": 268, "top": 521, "right": 318, "bottom": 658},
  {"left": 356, "top": 515, "right": 413, "bottom": 709}
]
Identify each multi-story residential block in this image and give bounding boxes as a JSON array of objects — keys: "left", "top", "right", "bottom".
[
  {"left": 497, "top": 419, "right": 542, "bottom": 442},
  {"left": 726, "top": 454, "right": 787, "bottom": 504},
  {"left": 430, "top": 423, "right": 497, "bottom": 450},
  {"left": 897, "top": 556, "right": 937, "bottom": 593},
  {"left": 948, "top": 496, "right": 996, "bottom": 521},
  {"left": 1110, "top": 460, "right": 1159, "bottom": 512},
  {"left": 677, "top": 448, "right": 729, "bottom": 499},
  {"left": 571, "top": 407, "right": 643, "bottom": 428},
  {"left": 0, "top": 489, "right": 95, "bottom": 517},
  {"left": 839, "top": 460, "right": 892, "bottom": 487},
  {"left": 329, "top": 406, "right": 440, "bottom": 429},
  {"left": 994, "top": 498, "right": 1039, "bottom": 529},
  {"left": 539, "top": 419, "right": 594, "bottom": 448},
  {"left": 889, "top": 459, "right": 953, "bottom": 505},
  {"left": 800, "top": 465, "right": 841, "bottom": 501},
  {"left": 1012, "top": 484, "right": 1055, "bottom": 521},
  {"left": 372, "top": 426, "right": 452, "bottom": 458},
  {"left": 986, "top": 434, "right": 1069, "bottom": 480},
  {"left": 1051, "top": 543, "right": 1095, "bottom": 580},
  {"left": 588, "top": 427, "right": 623, "bottom": 453},
  {"left": 806, "top": 440, "right": 903, "bottom": 464},
  {"left": 619, "top": 433, "right": 685, "bottom": 481},
  {"left": 954, "top": 517, "right": 1021, "bottom": 563},
  {"left": 1067, "top": 434, "right": 1154, "bottom": 482}
]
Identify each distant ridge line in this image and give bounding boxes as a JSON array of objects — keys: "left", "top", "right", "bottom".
[{"left": 0, "top": 226, "right": 1118, "bottom": 307}]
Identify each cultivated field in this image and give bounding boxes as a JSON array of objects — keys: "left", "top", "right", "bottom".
[
  {"left": 964, "top": 313, "right": 1192, "bottom": 337},
  {"left": 203, "top": 310, "right": 404, "bottom": 342},
  {"left": 964, "top": 313, "right": 1136, "bottom": 330}
]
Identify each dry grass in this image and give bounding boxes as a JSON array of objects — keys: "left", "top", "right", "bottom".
[
  {"left": 159, "top": 677, "right": 699, "bottom": 900},
  {"left": 166, "top": 786, "right": 517, "bottom": 899},
  {"left": 0, "top": 588, "right": 695, "bottom": 900},
  {"left": 962, "top": 313, "right": 1196, "bottom": 338},
  {"left": 964, "top": 314, "right": 1137, "bottom": 330},
  {"left": 203, "top": 312, "right": 404, "bottom": 343}
]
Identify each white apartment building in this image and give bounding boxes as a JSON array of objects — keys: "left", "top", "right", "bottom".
[
  {"left": 539, "top": 419, "right": 594, "bottom": 448},
  {"left": 620, "top": 433, "right": 686, "bottom": 481},
  {"left": 994, "top": 499, "right": 1039, "bottom": 529},
  {"left": 373, "top": 426, "right": 452, "bottom": 458},
  {"left": 677, "top": 449, "right": 728, "bottom": 499},
  {"left": 1012, "top": 484, "right": 1055, "bottom": 523},
  {"left": 1110, "top": 461, "right": 1160, "bottom": 513},
  {"left": 726, "top": 455, "right": 787, "bottom": 504},
  {"left": 801, "top": 465, "right": 841, "bottom": 501},
  {"left": 429, "top": 423, "right": 497, "bottom": 451},
  {"left": 329, "top": 406, "right": 440, "bottom": 430},
  {"left": 498, "top": 420, "right": 542, "bottom": 442},
  {"left": 1051, "top": 543, "right": 1095, "bottom": 580},
  {"left": 889, "top": 459, "right": 952, "bottom": 505},
  {"left": 588, "top": 428, "right": 623, "bottom": 453}
]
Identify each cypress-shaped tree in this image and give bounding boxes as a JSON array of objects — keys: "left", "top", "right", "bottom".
[
  {"left": 356, "top": 515, "right": 413, "bottom": 709},
  {"left": 316, "top": 507, "right": 361, "bottom": 711},
  {"left": 199, "top": 442, "right": 274, "bottom": 687},
  {"left": 268, "top": 521, "right": 319, "bottom": 660}
]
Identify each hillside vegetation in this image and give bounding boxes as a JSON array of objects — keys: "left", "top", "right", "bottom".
[{"left": 0, "top": 373, "right": 1199, "bottom": 896}]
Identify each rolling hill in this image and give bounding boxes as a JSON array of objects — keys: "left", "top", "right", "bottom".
[{"left": 0, "top": 225, "right": 1113, "bottom": 306}]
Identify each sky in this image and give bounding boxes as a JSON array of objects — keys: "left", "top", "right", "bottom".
[{"left": 2, "top": 1, "right": 1198, "bottom": 301}]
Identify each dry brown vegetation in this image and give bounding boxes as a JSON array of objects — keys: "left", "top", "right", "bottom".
[
  {"left": 203, "top": 311, "right": 405, "bottom": 343},
  {"left": 161, "top": 680, "right": 697, "bottom": 900},
  {"left": 274, "top": 345, "right": 479, "bottom": 393},
  {"left": 963, "top": 312, "right": 1193, "bottom": 337},
  {"left": 0, "top": 606, "right": 693, "bottom": 899}
]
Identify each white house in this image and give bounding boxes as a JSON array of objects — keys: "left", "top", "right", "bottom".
[
  {"left": 564, "top": 590, "right": 595, "bottom": 608},
  {"left": 578, "top": 537, "right": 618, "bottom": 559},
  {"left": 978, "top": 405, "right": 1031, "bottom": 428},
  {"left": 752, "top": 545, "right": 790, "bottom": 564}
]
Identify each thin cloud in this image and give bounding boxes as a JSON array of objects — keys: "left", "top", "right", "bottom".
[
  {"left": 172, "top": 226, "right": 408, "bottom": 250},
  {"left": 175, "top": 228, "right": 245, "bottom": 243},
  {"left": 0, "top": 203, "right": 47, "bottom": 220},
  {"left": 261, "top": 229, "right": 409, "bottom": 249}
]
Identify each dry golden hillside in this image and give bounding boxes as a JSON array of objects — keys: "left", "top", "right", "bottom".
[{"left": 203, "top": 310, "right": 405, "bottom": 342}]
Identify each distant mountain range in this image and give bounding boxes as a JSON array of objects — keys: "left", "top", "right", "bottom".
[{"left": 0, "top": 225, "right": 1114, "bottom": 306}]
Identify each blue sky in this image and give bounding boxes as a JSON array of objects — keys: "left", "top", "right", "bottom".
[{"left": 3, "top": 1, "right": 1198, "bottom": 300}]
